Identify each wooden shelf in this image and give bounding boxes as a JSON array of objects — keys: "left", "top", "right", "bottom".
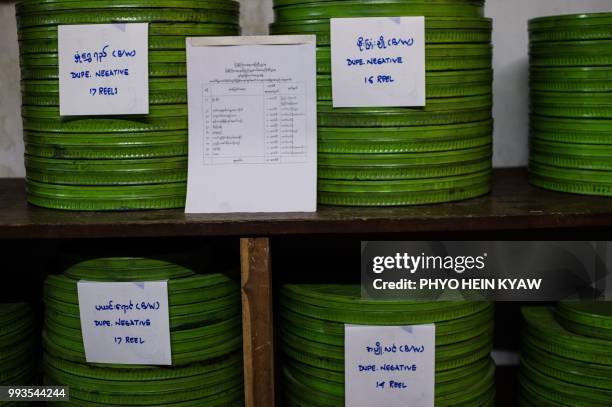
[
  {"left": 0, "top": 169, "right": 594, "bottom": 407},
  {"left": 2, "top": 168, "right": 612, "bottom": 239}
]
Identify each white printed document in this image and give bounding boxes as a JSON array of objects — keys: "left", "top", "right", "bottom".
[
  {"left": 186, "top": 36, "right": 318, "bottom": 213},
  {"left": 345, "top": 324, "right": 435, "bottom": 407}
]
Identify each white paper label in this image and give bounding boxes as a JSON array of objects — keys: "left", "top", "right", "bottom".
[
  {"left": 185, "top": 36, "right": 317, "bottom": 213},
  {"left": 345, "top": 324, "right": 435, "bottom": 407},
  {"left": 331, "top": 17, "right": 425, "bottom": 107},
  {"left": 58, "top": 23, "right": 149, "bottom": 116},
  {"left": 77, "top": 281, "right": 171, "bottom": 365}
]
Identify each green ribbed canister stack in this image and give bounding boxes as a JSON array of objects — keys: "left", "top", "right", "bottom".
[
  {"left": 519, "top": 304, "right": 612, "bottom": 406},
  {"left": 43, "top": 257, "right": 244, "bottom": 406},
  {"left": 271, "top": 0, "right": 493, "bottom": 206},
  {"left": 16, "top": 0, "right": 240, "bottom": 211},
  {"left": 529, "top": 13, "right": 612, "bottom": 196},
  {"left": 0, "top": 303, "right": 37, "bottom": 403},
  {"left": 279, "top": 284, "right": 496, "bottom": 406}
]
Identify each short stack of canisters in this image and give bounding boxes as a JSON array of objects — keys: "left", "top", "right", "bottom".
[
  {"left": 43, "top": 257, "right": 244, "bottom": 406},
  {"left": 271, "top": 0, "right": 493, "bottom": 206},
  {"left": 0, "top": 303, "right": 37, "bottom": 391},
  {"left": 279, "top": 284, "right": 496, "bottom": 406},
  {"left": 16, "top": 0, "right": 240, "bottom": 210},
  {"left": 519, "top": 304, "right": 612, "bottom": 406},
  {"left": 529, "top": 13, "right": 612, "bottom": 196}
]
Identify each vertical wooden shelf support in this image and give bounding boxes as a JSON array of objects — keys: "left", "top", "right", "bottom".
[{"left": 241, "top": 237, "right": 275, "bottom": 407}]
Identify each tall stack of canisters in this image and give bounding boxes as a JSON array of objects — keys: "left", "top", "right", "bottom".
[
  {"left": 271, "top": 0, "right": 493, "bottom": 206},
  {"left": 0, "top": 303, "right": 37, "bottom": 393},
  {"left": 43, "top": 257, "right": 244, "bottom": 405},
  {"left": 519, "top": 304, "right": 612, "bottom": 406},
  {"left": 529, "top": 13, "right": 612, "bottom": 196},
  {"left": 16, "top": 0, "right": 240, "bottom": 210},
  {"left": 279, "top": 284, "right": 496, "bottom": 406}
]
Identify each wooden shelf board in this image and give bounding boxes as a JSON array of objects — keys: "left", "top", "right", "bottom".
[{"left": 2, "top": 168, "right": 612, "bottom": 239}]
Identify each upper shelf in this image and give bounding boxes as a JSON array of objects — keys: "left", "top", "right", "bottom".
[{"left": 1, "top": 168, "right": 612, "bottom": 239}]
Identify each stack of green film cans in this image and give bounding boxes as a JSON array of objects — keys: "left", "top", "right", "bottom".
[
  {"left": 43, "top": 257, "right": 244, "bottom": 406},
  {"left": 0, "top": 303, "right": 37, "bottom": 400},
  {"left": 529, "top": 13, "right": 612, "bottom": 196},
  {"left": 271, "top": 0, "right": 493, "bottom": 206},
  {"left": 16, "top": 0, "right": 240, "bottom": 211},
  {"left": 519, "top": 304, "right": 612, "bottom": 406},
  {"left": 279, "top": 285, "right": 496, "bottom": 405}
]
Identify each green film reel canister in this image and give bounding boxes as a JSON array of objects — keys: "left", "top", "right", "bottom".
[
  {"left": 556, "top": 302, "right": 612, "bottom": 341},
  {"left": 279, "top": 284, "right": 495, "bottom": 406},
  {"left": 273, "top": 1, "right": 486, "bottom": 21},
  {"left": 24, "top": 130, "right": 188, "bottom": 160},
  {"left": 272, "top": 0, "right": 492, "bottom": 206},
  {"left": 27, "top": 180, "right": 188, "bottom": 211},
  {"left": 16, "top": 0, "right": 240, "bottom": 211},
  {"left": 42, "top": 257, "right": 244, "bottom": 405},
  {"left": 529, "top": 12, "right": 612, "bottom": 32},
  {"left": 319, "top": 121, "right": 493, "bottom": 154},
  {"left": 318, "top": 171, "right": 491, "bottom": 206},
  {"left": 519, "top": 305, "right": 612, "bottom": 406},
  {"left": 0, "top": 303, "right": 37, "bottom": 387},
  {"left": 530, "top": 67, "right": 612, "bottom": 93},
  {"left": 17, "top": 8, "right": 239, "bottom": 28},
  {"left": 318, "top": 145, "right": 491, "bottom": 180},
  {"left": 528, "top": 12, "right": 612, "bottom": 197}
]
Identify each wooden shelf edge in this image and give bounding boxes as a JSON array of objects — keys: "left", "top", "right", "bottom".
[{"left": 2, "top": 168, "right": 612, "bottom": 239}]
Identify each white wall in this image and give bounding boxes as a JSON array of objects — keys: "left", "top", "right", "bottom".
[
  {"left": 240, "top": 0, "right": 273, "bottom": 35},
  {"left": 0, "top": 2, "right": 22, "bottom": 177},
  {"left": 0, "top": 0, "right": 611, "bottom": 177}
]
